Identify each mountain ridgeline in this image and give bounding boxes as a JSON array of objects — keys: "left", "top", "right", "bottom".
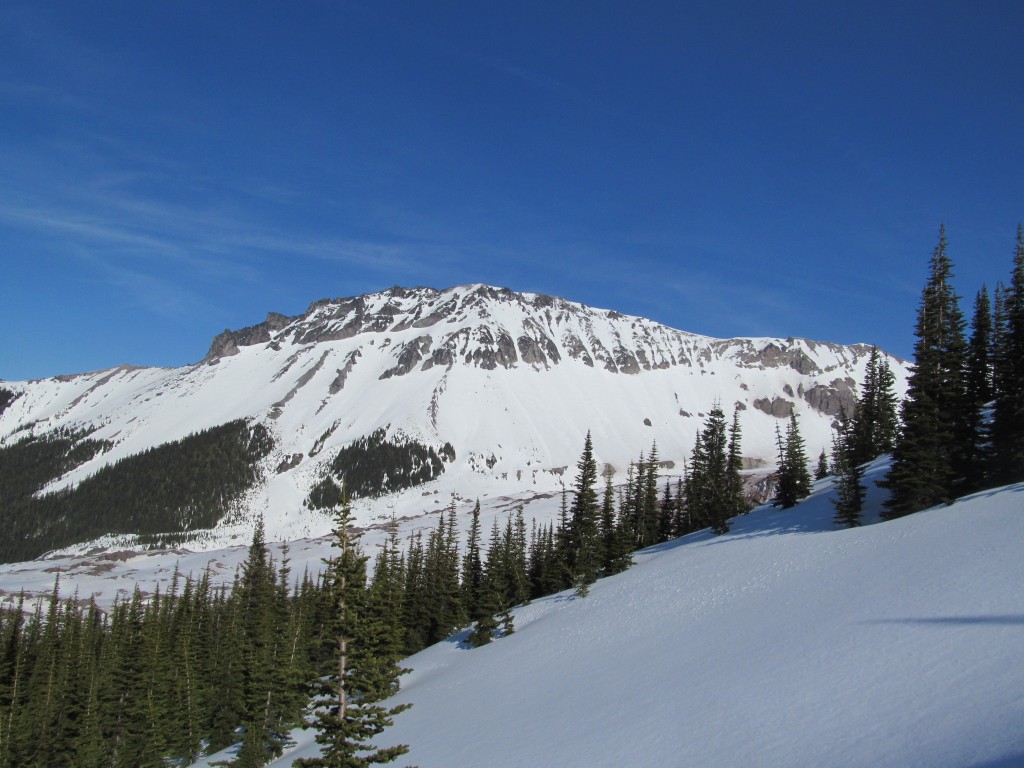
[{"left": 0, "top": 284, "right": 911, "bottom": 558}]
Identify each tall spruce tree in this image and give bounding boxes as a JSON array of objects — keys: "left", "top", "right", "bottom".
[
  {"left": 296, "top": 493, "right": 410, "bottom": 768},
  {"left": 883, "top": 226, "right": 968, "bottom": 517},
  {"left": 851, "top": 347, "right": 900, "bottom": 466},
  {"left": 569, "top": 432, "right": 601, "bottom": 596},
  {"left": 831, "top": 410, "right": 866, "bottom": 527},
  {"left": 641, "top": 443, "right": 661, "bottom": 547},
  {"left": 725, "top": 406, "right": 747, "bottom": 518},
  {"left": 962, "top": 287, "right": 994, "bottom": 492},
  {"left": 773, "top": 414, "right": 812, "bottom": 508},
  {"left": 992, "top": 225, "right": 1024, "bottom": 485},
  {"left": 460, "top": 501, "right": 486, "bottom": 624},
  {"left": 686, "top": 405, "right": 731, "bottom": 534},
  {"left": 814, "top": 449, "right": 830, "bottom": 480}
]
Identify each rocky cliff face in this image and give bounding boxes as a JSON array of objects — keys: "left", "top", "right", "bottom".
[{"left": 202, "top": 285, "right": 883, "bottom": 388}]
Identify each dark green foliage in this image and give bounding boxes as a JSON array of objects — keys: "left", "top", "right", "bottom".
[
  {"left": 725, "top": 409, "right": 746, "bottom": 518},
  {"left": 308, "top": 429, "right": 446, "bottom": 506},
  {"left": 0, "top": 421, "right": 273, "bottom": 563},
  {"left": 831, "top": 411, "right": 866, "bottom": 528},
  {"left": 485, "top": 509, "right": 528, "bottom": 612},
  {"left": 850, "top": 347, "right": 900, "bottom": 467},
  {"left": 0, "top": 388, "right": 19, "bottom": 418},
  {"left": 992, "top": 225, "right": 1024, "bottom": 485},
  {"left": 309, "top": 478, "right": 345, "bottom": 513},
  {"left": 460, "top": 502, "right": 487, "bottom": 623},
  {"left": 773, "top": 414, "right": 813, "bottom": 509},
  {"left": 685, "top": 405, "right": 741, "bottom": 533},
  {"left": 815, "top": 450, "right": 830, "bottom": 480},
  {"left": 424, "top": 506, "right": 465, "bottom": 643},
  {"left": 883, "top": 227, "right": 968, "bottom": 518},
  {"left": 527, "top": 521, "right": 563, "bottom": 600},
  {"left": 0, "top": 521, "right": 329, "bottom": 768},
  {"left": 297, "top": 495, "right": 410, "bottom": 768},
  {"left": 568, "top": 433, "right": 601, "bottom": 595},
  {"left": 600, "top": 466, "right": 632, "bottom": 576},
  {"left": 961, "top": 288, "right": 994, "bottom": 493}
]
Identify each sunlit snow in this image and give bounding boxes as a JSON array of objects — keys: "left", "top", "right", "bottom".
[{"left": 192, "top": 463, "right": 1024, "bottom": 768}]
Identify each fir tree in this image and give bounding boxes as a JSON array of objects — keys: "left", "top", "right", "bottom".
[
  {"left": 686, "top": 406, "right": 731, "bottom": 534},
  {"left": 656, "top": 481, "right": 675, "bottom": 544},
  {"left": 599, "top": 466, "right": 631, "bottom": 575},
  {"left": 551, "top": 486, "right": 573, "bottom": 592},
  {"left": 992, "top": 225, "right": 1024, "bottom": 485},
  {"left": 296, "top": 493, "right": 410, "bottom": 768},
  {"left": 773, "top": 414, "right": 812, "bottom": 509},
  {"left": 831, "top": 410, "right": 866, "bottom": 528},
  {"left": 883, "top": 226, "right": 968, "bottom": 517},
  {"left": 851, "top": 347, "right": 900, "bottom": 466},
  {"left": 641, "top": 443, "right": 661, "bottom": 547},
  {"left": 569, "top": 432, "right": 601, "bottom": 595},
  {"left": 962, "top": 287, "right": 994, "bottom": 492},
  {"left": 460, "top": 502, "right": 486, "bottom": 624},
  {"left": 420, "top": 506, "right": 463, "bottom": 645},
  {"left": 725, "top": 406, "right": 747, "bottom": 518},
  {"left": 814, "top": 449, "right": 829, "bottom": 480}
]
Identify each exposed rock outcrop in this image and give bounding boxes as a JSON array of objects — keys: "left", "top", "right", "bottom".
[
  {"left": 753, "top": 397, "right": 795, "bottom": 418},
  {"left": 803, "top": 378, "right": 857, "bottom": 416}
]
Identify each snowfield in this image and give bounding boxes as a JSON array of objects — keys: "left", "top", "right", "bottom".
[
  {"left": 192, "top": 462, "right": 1024, "bottom": 768},
  {"left": 0, "top": 284, "right": 909, "bottom": 555}
]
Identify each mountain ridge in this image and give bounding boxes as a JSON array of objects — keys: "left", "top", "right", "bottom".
[{"left": 0, "top": 284, "right": 909, "bottom": 556}]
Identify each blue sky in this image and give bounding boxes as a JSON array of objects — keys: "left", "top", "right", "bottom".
[{"left": 2, "top": 1, "right": 1022, "bottom": 381}]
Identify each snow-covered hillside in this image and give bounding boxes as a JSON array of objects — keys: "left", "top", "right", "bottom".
[
  {"left": 0, "top": 284, "right": 908, "bottom": 555},
  {"left": 209, "top": 465, "right": 1022, "bottom": 768}
]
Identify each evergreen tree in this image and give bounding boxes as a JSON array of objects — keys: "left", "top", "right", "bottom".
[
  {"left": 364, "top": 524, "right": 406, "bottom": 701},
  {"left": 551, "top": 487, "right": 573, "bottom": 592},
  {"left": 599, "top": 466, "right": 631, "bottom": 575},
  {"left": 656, "top": 481, "right": 675, "bottom": 544},
  {"left": 814, "top": 449, "right": 829, "bottom": 480},
  {"left": 527, "top": 522, "right": 561, "bottom": 599},
  {"left": 296, "top": 494, "right": 410, "bottom": 768},
  {"left": 831, "top": 410, "right": 866, "bottom": 528},
  {"left": 400, "top": 533, "right": 428, "bottom": 654},
  {"left": 773, "top": 414, "right": 812, "bottom": 509},
  {"left": 460, "top": 502, "right": 486, "bottom": 624},
  {"left": 962, "top": 287, "right": 994, "bottom": 492},
  {"left": 640, "top": 443, "right": 661, "bottom": 547},
  {"left": 883, "top": 226, "right": 968, "bottom": 517},
  {"left": 507, "top": 508, "right": 530, "bottom": 609},
  {"left": 569, "top": 432, "right": 601, "bottom": 596},
  {"left": 850, "top": 347, "right": 900, "bottom": 466},
  {"left": 686, "top": 406, "right": 731, "bottom": 534},
  {"left": 992, "top": 225, "right": 1024, "bottom": 485},
  {"left": 234, "top": 517, "right": 285, "bottom": 765},
  {"left": 420, "top": 506, "right": 462, "bottom": 645},
  {"left": 725, "top": 406, "right": 747, "bottom": 518}
]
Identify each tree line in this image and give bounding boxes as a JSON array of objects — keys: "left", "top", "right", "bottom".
[
  {"left": 828, "top": 225, "right": 1024, "bottom": 526},
  {"left": 0, "top": 414, "right": 760, "bottom": 767},
  {"left": 306, "top": 429, "right": 453, "bottom": 509},
  {"left": 0, "top": 420, "right": 274, "bottom": 563}
]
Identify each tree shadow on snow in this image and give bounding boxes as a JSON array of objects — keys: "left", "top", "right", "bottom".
[
  {"left": 968, "top": 753, "right": 1024, "bottom": 768},
  {"left": 867, "top": 615, "right": 1024, "bottom": 627}
]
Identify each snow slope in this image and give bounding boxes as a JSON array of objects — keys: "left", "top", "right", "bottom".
[
  {"left": 0, "top": 284, "right": 908, "bottom": 555},
  {"left": 228, "top": 465, "right": 1024, "bottom": 768}
]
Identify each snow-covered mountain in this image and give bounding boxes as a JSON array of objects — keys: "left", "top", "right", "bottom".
[
  {"left": 0, "top": 284, "right": 908, "bottom": 553},
  {"left": 196, "top": 467, "right": 1023, "bottom": 768}
]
